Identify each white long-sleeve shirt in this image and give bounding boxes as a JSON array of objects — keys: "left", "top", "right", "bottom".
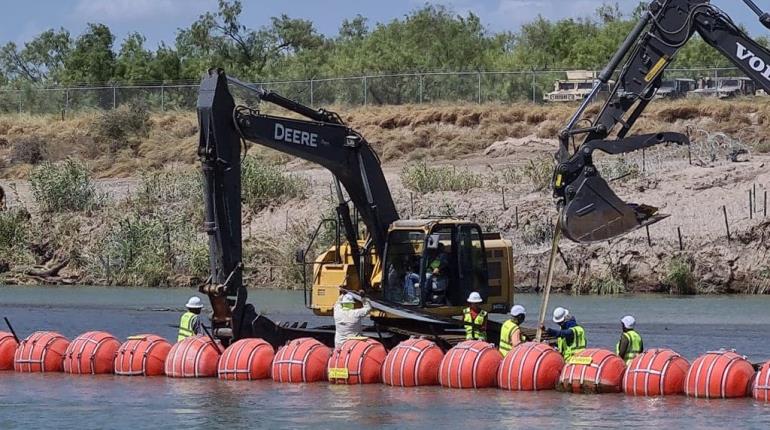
[{"left": 333, "top": 296, "right": 372, "bottom": 348}]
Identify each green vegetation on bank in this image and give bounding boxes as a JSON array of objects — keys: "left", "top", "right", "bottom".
[{"left": 0, "top": 1, "right": 762, "bottom": 91}]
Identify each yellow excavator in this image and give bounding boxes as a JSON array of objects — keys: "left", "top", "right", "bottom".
[{"left": 196, "top": 69, "right": 515, "bottom": 348}]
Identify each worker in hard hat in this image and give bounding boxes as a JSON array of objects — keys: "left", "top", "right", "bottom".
[
  {"left": 616, "top": 315, "right": 643, "bottom": 364},
  {"left": 177, "top": 296, "right": 204, "bottom": 342},
  {"left": 542, "top": 307, "right": 586, "bottom": 361},
  {"left": 499, "top": 304, "right": 526, "bottom": 357},
  {"left": 333, "top": 289, "right": 372, "bottom": 349},
  {"left": 463, "top": 292, "right": 488, "bottom": 341}
]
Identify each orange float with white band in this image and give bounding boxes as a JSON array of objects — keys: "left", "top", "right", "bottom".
[
  {"left": 382, "top": 338, "right": 443, "bottom": 387},
  {"left": 439, "top": 340, "right": 501, "bottom": 389},
  {"left": 684, "top": 350, "right": 754, "bottom": 398},
  {"left": 557, "top": 348, "right": 625, "bottom": 393}
]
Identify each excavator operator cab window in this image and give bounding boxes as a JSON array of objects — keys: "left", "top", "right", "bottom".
[{"left": 383, "top": 230, "right": 425, "bottom": 305}]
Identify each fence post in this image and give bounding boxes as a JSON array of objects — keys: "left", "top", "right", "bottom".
[
  {"left": 17, "top": 91, "right": 22, "bottom": 114},
  {"left": 363, "top": 76, "right": 367, "bottom": 106},
  {"left": 160, "top": 84, "right": 165, "bottom": 111},
  {"left": 418, "top": 74, "right": 423, "bottom": 104},
  {"left": 112, "top": 85, "right": 117, "bottom": 109},
  {"left": 531, "top": 69, "right": 537, "bottom": 103},
  {"left": 477, "top": 72, "right": 482, "bottom": 104},
  {"left": 64, "top": 89, "right": 70, "bottom": 119},
  {"left": 310, "top": 78, "right": 314, "bottom": 107}
]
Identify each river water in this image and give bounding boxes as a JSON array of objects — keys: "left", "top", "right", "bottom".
[{"left": 0, "top": 286, "right": 769, "bottom": 429}]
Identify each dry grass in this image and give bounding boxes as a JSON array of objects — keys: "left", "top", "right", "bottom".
[{"left": 2, "top": 98, "right": 770, "bottom": 179}]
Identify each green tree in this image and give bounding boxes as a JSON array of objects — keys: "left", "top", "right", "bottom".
[
  {"left": 115, "top": 33, "right": 153, "bottom": 83},
  {"left": 62, "top": 23, "right": 116, "bottom": 84},
  {"left": 0, "top": 28, "right": 71, "bottom": 83}
]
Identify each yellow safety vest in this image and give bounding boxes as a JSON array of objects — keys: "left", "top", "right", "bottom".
[
  {"left": 556, "top": 325, "right": 586, "bottom": 360},
  {"left": 177, "top": 311, "right": 197, "bottom": 342},
  {"left": 615, "top": 330, "right": 643, "bottom": 364},
  {"left": 499, "top": 319, "right": 523, "bottom": 357},
  {"left": 463, "top": 307, "right": 488, "bottom": 341}
]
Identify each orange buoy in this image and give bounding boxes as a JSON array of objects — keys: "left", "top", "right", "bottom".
[
  {"left": 439, "top": 340, "right": 502, "bottom": 389},
  {"left": 557, "top": 348, "right": 626, "bottom": 394},
  {"left": 0, "top": 332, "right": 18, "bottom": 370},
  {"left": 165, "top": 335, "right": 223, "bottom": 378},
  {"left": 14, "top": 331, "right": 70, "bottom": 373},
  {"left": 272, "top": 337, "right": 331, "bottom": 383},
  {"left": 327, "top": 338, "right": 386, "bottom": 385},
  {"left": 382, "top": 338, "right": 443, "bottom": 387},
  {"left": 685, "top": 350, "right": 754, "bottom": 398},
  {"left": 218, "top": 338, "right": 275, "bottom": 381},
  {"left": 752, "top": 360, "right": 770, "bottom": 402},
  {"left": 63, "top": 331, "right": 121, "bottom": 374},
  {"left": 623, "top": 348, "right": 690, "bottom": 396},
  {"left": 497, "top": 342, "right": 564, "bottom": 391},
  {"left": 114, "top": 334, "right": 172, "bottom": 376}
]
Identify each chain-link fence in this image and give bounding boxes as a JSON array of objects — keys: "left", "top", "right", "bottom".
[{"left": 0, "top": 67, "right": 754, "bottom": 115}]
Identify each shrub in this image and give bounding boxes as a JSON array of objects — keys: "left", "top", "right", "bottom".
[
  {"left": 756, "top": 141, "right": 770, "bottom": 154},
  {"left": 665, "top": 255, "right": 696, "bottom": 295},
  {"left": 93, "top": 213, "right": 208, "bottom": 287},
  {"left": 520, "top": 218, "right": 553, "bottom": 246},
  {"left": 241, "top": 157, "right": 307, "bottom": 211},
  {"left": 0, "top": 208, "right": 29, "bottom": 253},
  {"left": 92, "top": 102, "right": 150, "bottom": 153},
  {"left": 520, "top": 157, "right": 553, "bottom": 191},
  {"left": 135, "top": 169, "right": 202, "bottom": 212},
  {"left": 9, "top": 135, "right": 47, "bottom": 165},
  {"left": 599, "top": 157, "right": 640, "bottom": 182},
  {"left": 590, "top": 275, "right": 625, "bottom": 295},
  {"left": 29, "top": 159, "right": 100, "bottom": 212},
  {"left": 401, "top": 163, "right": 484, "bottom": 193}
]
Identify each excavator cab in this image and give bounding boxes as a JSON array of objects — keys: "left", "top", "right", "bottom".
[{"left": 380, "top": 220, "right": 511, "bottom": 316}]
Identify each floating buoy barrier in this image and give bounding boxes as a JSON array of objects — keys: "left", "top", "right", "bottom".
[
  {"left": 14, "top": 331, "right": 69, "bottom": 373},
  {"left": 218, "top": 338, "right": 274, "bottom": 381},
  {"left": 439, "top": 340, "right": 501, "bottom": 389},
  {"left": 0, "top": 332, "right": 18, "bottom": 370},
  {"left": 557, "top": 349, "right": 626, "bottom": 394},
  {"left": 272, "top": 337, "right": 331, "bottom": 383},
  {"left": 165, "top": 335, "right": 223, "bottom": 378},
  {"left": 63, "top": 331, "right": 121, "bottom": 375},
  {"left": 752, "top": 360, "right": 770, "bottom": 402},
  {"left": 497, "top": 342, "right": 564, "bottom": 391},
  {"left": 114, "top": 334, "right": 172, "bottom": 377},
  {"left": 327, "top": 338, "right": 386, "bottom": 385},
  {"left": 623, "top": 348, "right": 690, "bottom": 396},
  {"left": 382, "top": 338, "right": 443, "bottom": 387},
  {"left": 685, "top": 350, "right": 754, "bottom": 399}
]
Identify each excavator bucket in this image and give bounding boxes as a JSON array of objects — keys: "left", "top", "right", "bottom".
[{"left": 559, "top": 168, "right": 668, "bottom": 243}]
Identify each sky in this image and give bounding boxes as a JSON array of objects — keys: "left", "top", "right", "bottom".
[{"left": 0, "top": 0, "right": 765, "bottom": 49}]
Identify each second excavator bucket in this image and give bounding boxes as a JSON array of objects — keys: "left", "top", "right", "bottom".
[
  {"left": 555, "top": 132, "right": 689, "bottom": 243},
  {"left": 559, "top": 169, "right": 668, "bottom": 243}
]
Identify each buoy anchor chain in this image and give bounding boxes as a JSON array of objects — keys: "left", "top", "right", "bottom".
[
  {"left": 3, "top": 317, "right": 19, "bottom": 343},
  {"left": 535, "top": 208, "right": 563, "bottom": 343}
]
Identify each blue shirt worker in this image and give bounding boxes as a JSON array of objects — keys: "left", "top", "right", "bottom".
[{"left": 543, "top": 307, "right": 586, "bottom": 360}]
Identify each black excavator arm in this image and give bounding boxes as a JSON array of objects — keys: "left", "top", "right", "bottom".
[
  {"left": 196, "top": 69, "right": 399, "bottom": 341},
  {"left": 554, "top": 0, "right": 770, "bottom": 243}
]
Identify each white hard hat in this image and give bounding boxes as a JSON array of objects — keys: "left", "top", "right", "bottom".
[
  {"left": 341, "top": 293, "right": 355, "bottom": 304},
  {"left": 552, "top": 307, "right": 569, "bottom": 323},
  {"left": 621, "top": 315, "right": 636, "bottom": 329},
  {"left": 186, "top": 296, "right": 203, "bottom": 309},
  {"left": 467, "top": 292, "right": 483, "bottom": 303},
  {"left": 510, "top": 304, "right": 526, "bottom": 317}
]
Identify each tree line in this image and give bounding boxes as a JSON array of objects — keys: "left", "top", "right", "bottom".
[{"left": 0, "top": 1, "right": 764, "bottom": 88}]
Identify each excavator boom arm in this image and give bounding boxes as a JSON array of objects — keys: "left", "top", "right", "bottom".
[{"left": 554, "top": 0, "right": 770, "bottom": 243}]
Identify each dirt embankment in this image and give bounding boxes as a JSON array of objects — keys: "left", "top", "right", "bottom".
[{"left": 2, "top": 98, "right": 770, "bottom": 293}]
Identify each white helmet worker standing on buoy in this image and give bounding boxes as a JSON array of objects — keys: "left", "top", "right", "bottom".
[
  {"left": 616, "top": 315, "right": 643, "bottom": 365},
  {"left": 334, "top": 289, "right": 372, "bottom": 349},
  {"left": 177, "top": 296, "right": 204, "bottom": 342},
  {"left": 463, "top": 292, "right": 488, "bottom": 341},
  {"left": 541, "top": 306, "right": 586, "bottom": 360},
  {"left": 499, "top": 304, "right": 526, "bottom": 357}
]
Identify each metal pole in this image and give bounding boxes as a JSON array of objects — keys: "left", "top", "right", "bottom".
[
  {"left": 477, "top": 72, "right": 482, "bottom": 104},
  {"left": 160, "top": 84, "right": 165, "bottom": 111},
  {"left": 750, "top": 189, "right": 754, "bottom": 220},
  {"left": 113, "top": 86, "right": 117, "bottom": 109},
  {"left": 765, "top": 190, "right": 768, "bottom": 218},
  {"left": 310, "top": 78, "right": 314, "bottom": 107},
  {"left": 532, "top": 70, "right": 536, "bottom": 103},
  {"left": 419, "top": 75, "right": 423, "bottom": 104},
  {"left": 363, "top": 76, "right": 367, "bottom": 106},
  {"left": 64, "top": 89, "right": 70, "bottom": 119},
  {"left": 677, "top": 227, "right": 684, "bottom": 251}
]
